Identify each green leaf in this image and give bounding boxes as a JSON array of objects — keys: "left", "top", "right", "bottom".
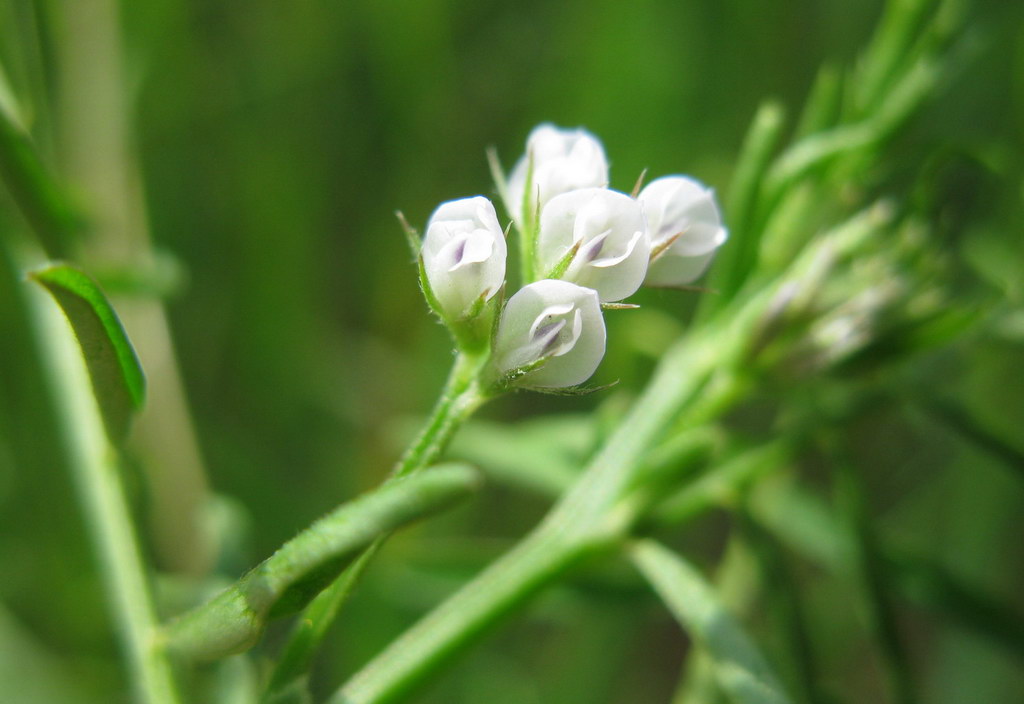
[
  {"left": 0, "top": 88, "right": 82, "bottom": 256},
  {"left": 29, "top": 262, "right": 146, "bottom": 440},
  {"left": 164, "top": 463, "right": 481, "bottom": 662},
  {"left": 702, "top": 101, "right": 786, "bottom": 312},
  {"left": 631, "top": 540, "right": 795, "bottom": 704}
]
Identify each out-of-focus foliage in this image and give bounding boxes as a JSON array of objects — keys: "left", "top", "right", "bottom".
[{"left": 1, "top": 0, "right": 1022, "bottom": 703}]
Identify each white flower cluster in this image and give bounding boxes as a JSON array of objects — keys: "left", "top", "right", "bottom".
[{"left": 418, "top": 123, "right": 727, "bottom": 390}]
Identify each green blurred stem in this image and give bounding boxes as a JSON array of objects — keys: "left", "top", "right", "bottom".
[
  {"left": 831, "top": 441, "right": 916, "bottom": 704},
  {"left": 20, "top": 251, "right": 181, "bottom": 704},
  {"left": 856, "top": 0, "right": 939, "bottom": 112},
  {"left": 332, "top": 522, "right": 595, "bottom": 704}
]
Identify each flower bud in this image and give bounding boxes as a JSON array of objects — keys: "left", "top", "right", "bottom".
[
  {"left": 422, "top": 196, "right": 507, "bottom": 320},
  {"left": 493, "top": 279, "right": 606, "bottom": 388},
  {"left": 638, "top": 176, "right": 728, "bottom": 286},
  {"left": 536, "top": 188, "right": 650, "bottom": 302},
  {"left": 506, "top": 124, "right": 609, "bottom": 220}
]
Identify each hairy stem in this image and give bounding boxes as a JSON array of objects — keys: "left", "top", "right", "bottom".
[
  {"left": 393, "top": 352, "right": 488, "bottom": 478},
  {"left": 331, "top": 525, "right": 596, "bottom": 704}
]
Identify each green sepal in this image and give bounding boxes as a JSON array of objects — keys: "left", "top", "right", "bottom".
[
  {"left": 543, "top": 238, "right": 582, "bottom": 281},
  {"left": 416, "top": 252, "right": 448, "bottom": 321},
  {"left": 163, "top": 463, "right": 481, "bottom": 662},
  {"left": 630, "top": 168, "right": 649, "bottom": 199},
  {"left": 520, "top": 379, "right": 620, "bottom": 396},
  {"left": 486, "top": 146, "right": 511, "bottom": 216},
  {"left": 396, "top": 210, "right": 421, "bottom": 260},
  {"left": 488, "top": 354, "right": 552, "bottom": 394},
  {"left": 648, "top": 230, "right": 683, "bottom": 264},
  {"left": 29, "top": 262, "right": 146, "bottom": 441}
]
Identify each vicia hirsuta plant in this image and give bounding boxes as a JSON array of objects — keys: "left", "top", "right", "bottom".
[{"left": 2, "top": 1, "right": 1019, "bottom": 703}]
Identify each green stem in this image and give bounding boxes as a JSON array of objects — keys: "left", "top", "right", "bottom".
[
  {"left": 831, "top": 441, "right": 916, "bottom": 704},
  {"left": 392, "top": 352, "right": 488, "bottom": 478},
  {"left": 18, "top": 248, "right": 181, "bottom": 704},
  {"left": 331, "top": 525, "right": 595, "bottom": 704},
  {"left": 702, "top": 100, "right": 785, "bottom": 315}
]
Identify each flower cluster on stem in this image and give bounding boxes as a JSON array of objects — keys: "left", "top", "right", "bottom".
[{"left": 410, "top": 123, "right": 728, "bottom": 392}]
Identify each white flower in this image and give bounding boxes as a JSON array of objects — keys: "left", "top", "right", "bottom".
[
  {"left": 422, "top": 196, "right": 507, "bottom": 320},
  {"left": 506, "top": 124, "right": 608, "bottom": 220},
  {"left": 536, "top": 188, "right": 650, "bottom": 302},
  {"left": 638, "top": 176, "right": 728, "bottom": 286},
  {"left": 493, "top": 280, "right": 606, "bottom": 388}
]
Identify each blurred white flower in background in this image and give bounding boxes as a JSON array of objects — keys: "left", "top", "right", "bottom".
[{"left": 506, "top": 124, "right": 608, "bottom": 221}]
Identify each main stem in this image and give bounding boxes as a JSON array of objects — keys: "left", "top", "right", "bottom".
[
  {"left": 25, "top": 267, "right": 181, "bottom": 704},
  {"left": 332, "top": 524, "right": 594, "bottom": 704}
]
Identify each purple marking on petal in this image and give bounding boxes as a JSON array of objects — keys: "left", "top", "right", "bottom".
[
  {"left": 578, "top": 230, "right": 609, "bottom": 264},
  {"left": 535, "top": 319, "right": 567, "bottom": 356},
  {"left": 591, "top": 230, "right": 643, "bottom": 268}
]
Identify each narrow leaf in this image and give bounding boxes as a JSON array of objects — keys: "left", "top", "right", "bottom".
[
  {"left": 486, "top": 146, "right": 510, "bottom": 215},
  {"left": 704, "top": 101, "right": 786, "bottom": 311},
  {"left": 395, "top": 210, "right": 420, "bottom": 259},
  {"left": 164, "top": 463, "right": 481, "bottom": 661},
  {"left": 631, "top": 540, "right": 795, "bottom": 704},
  {"left": 29, "top": 262, "right": 146, "bottom": 440},
  {"left": 915, "top": 396, "right": 1024, "bottom": 483},
  {"left": 0, "top": 90, "right": 82, "bottom": 255}
]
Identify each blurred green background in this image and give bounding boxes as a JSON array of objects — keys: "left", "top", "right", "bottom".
[{"left": 1, "top": 0, "right": 1023, "bottom": 702}]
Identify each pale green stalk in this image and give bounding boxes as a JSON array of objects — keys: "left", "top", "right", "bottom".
[
  {"left": 15, "top": 246, "right": 181, "bottom": 704},
  {"left": 51, "top": 0, "right": 213, "bottom": 575}
]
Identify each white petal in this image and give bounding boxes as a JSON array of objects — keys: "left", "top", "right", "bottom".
[
  {"left": 494, "top": 280, "right": 606, "bottom": 388},
  {"left": 639, "top": 176, "right": 728, "bottom": 257},
  {"left": 422, "top": 196, "right": 506, "bottom": 318},
  {"left": 505, "top": 124, "right": 608, "bottom": 221},
  {"left": 645, "top": 249, "right": 718, "bottom": 286},
  {"left": 447, "top": 230, "right": 495, "bottom": 272},
  {"left": 538, "top": 188, "right": 650, "bottom": 302}
]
